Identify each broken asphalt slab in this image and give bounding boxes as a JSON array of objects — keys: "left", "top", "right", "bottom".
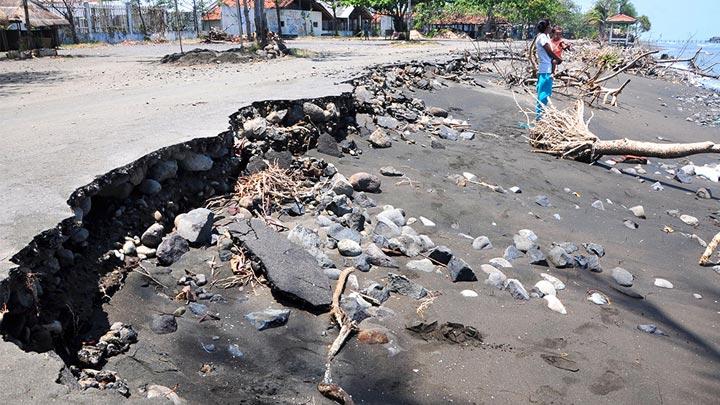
[{"left": 226, "top": 219, "right": 332, "bottom": 309}]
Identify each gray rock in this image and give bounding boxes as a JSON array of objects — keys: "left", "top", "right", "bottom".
[
  {"left": 266, "top": 109, "right": 287, "bottom": 124},
  {"left": 611, "top": 267, "right": 634, "bottom": 286},
  {"left": 377, "top": 208, "right": 406, "bottom": 227},
  {"left": 575, "top": 254, "right": 602, "bottom": 272},
  {"left": 527, "top": 248, "right": 547, "bottom": 265},
  {"left": 387, "top": 273, "right": 428, "bottom": 299},
  {"left": 243, "top": 117, "right": 268, "bottom": 139},
  {"left": 353, "top": 254, "right": 371, "bottom": 272},
  {"left": 388, "top": 235, "right": 423, "bottom": 257},
  {"left": 353, "top": 191, "right": 377, "bottom": 208},
  {"left": 148, "top": 160, "right": 178, "bottom": 182},
  {"left": 459, "top": 132, "right": 475, "bottom": 140},
  {"left": 227, "top": 219, "right": 332, "bottom": 308},
  {"left": 674, "top": 168, "right": 693, "bottom": 184},
  {"left": 138, "top": 179, "right": 162, "bottom": 195},
  {"left": 328, "top": 223, "right": 361, "bottom": 243},
  {"left": 99, "top": 181, "right": 133, "bottom": 199},
  {"left": 485, "top": 270, "right": 507, "bottom": 289},
  {"left": 317, "top": 133, "right": 342, "bottom": 157},
  {"left": 344, "top": 211, "right": 366, "bottom": 232},
  {"left": 629, "top": 205, "right": 646, "bottom": 219},
  {"left": 150, "top": 314, "right": 177, "bottom": 335},
  {"left": 504, "top": 245, "right": 524, "bottom": 261},
  {"left": 428, "top": 245, "right": 453, "bottom": 265},
  {"left": 174, "top": 208, "right": 214, "bottom": 245},
  {"left": 380, "top": 166, "right": 403, "bottom": 176},
  {"left": 407, "top": 258, "right": 435, "bottom": 273},
  {"left": 324, "top": 268, "right": 342, "bottom": 280},
  {"left": 141, "top": 223, "right": 165, "bottom": 248},
  {"left": 535, "top": 195, "right": 551, "bottom": 207},
  {"left": 472, "top": 236, "right": 492, "bottom": 250},
  {"left": 489, "top": 257, "right": 512, "bottom": 268},
  {"left": 303, "top": 102, "right": 326, "bottom": 122},
  {"left": 431, "top": 140, "right": 445, "bottom": 149},
  {"left": 438, "top": 125, "right": 459, "bottom": 141},
  {"left": 287, "top": 225, "right": 322, "bottom": 249},
  {"left": 156, "top": 234, "right": 190, "bottom": 266},
  {"left": 558, "top": 242, "right": 578, "bottom": 254},
  {"left": 376, "top": 115, "right": 400, "bottom": 129},
  {"left": 447, "top": 257, "right": 477, "bottom": 282},
  {"left": 548, "top": 246, "right": 572, "bottom": 268},
  {"left": 428, "top": 106, "right": 448, "bottom": 117},
  {"left": 349, "top": 172, "right": 381, "bottom": 193},
  {"left": 332, "top": 178, "right": 354, "bottom": 197},
  {"left": 369, "top": 128, "right": 392, "bottom": 148},
  {"left": 180, "top": 153, "right": 213, "bottom": 172},
  {"left": 504, "top": 279, "right": 530, "bottom": 300},
  {"left": 363, "top": 282, "right": 390, "bottom": 303},
  {"left": 637, "top": 324, "right": 666, "bottom": 336},
  {"left": 513, "top": 234, "right": 537, "bottom": 252},
  {"left": 340, "top": 293, "right": 372, "bottom": 323},
  {"left": 374, "top": 217, "right": 402, "bottom": 239},
  {"left": 591, "top": 200, "right": 605, "bottom": 210},
  {"left": 696, "top": 188, "right": 712, "bottom": 199},
  {"left": 623, "top": 219, "right": 639, "bottom": 229},
  {"left": 365, "top": 243, "right": 399, "bottom": 268},
  {"left": 56, "top": 248, "right": 75, "bottom": 267},
  {"left": 188, "top": 302, "right": 209, "bottom": 316},
  {"left": 245, "top": 309, "right": 291, "bottom": 331},
  {"left": 338, "top": 239, "right": 362, "bottom": 257},
  {"left": 583, "top": 243, "right": 605, "bottom": 257},
  {"left": 328, "top": 194, "right": 353, "bottom": 216},
  {"left": 308, "top": 246, "right": 336, "bottom": 269}
]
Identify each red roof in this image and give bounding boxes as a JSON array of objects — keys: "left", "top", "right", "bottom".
[
  {"left": 203, "top": 0, "right": 293, "bottom": 21},
  {"left": 606, "top": 13, "right": 637, "bottom": 23}
]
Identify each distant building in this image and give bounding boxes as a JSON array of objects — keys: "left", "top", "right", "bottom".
[
  {"left": 606, "top": 13, "right": 637, "bottom": 46},
  {"left": 429, "top": 14, "right": 509, "bottom": 39},
  {"left": 0, "top": 0, "right": 69, "bottom": 51},
  {"left": 316, "top": 1, "right": 372, "bottom": 36},
  {"left": 203, "top": 0, "right": 330, "bottom": 38}
]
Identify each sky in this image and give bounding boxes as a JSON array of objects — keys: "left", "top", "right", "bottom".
[{"left": 576, "top": 0, "right": 720, "bottom": 41}]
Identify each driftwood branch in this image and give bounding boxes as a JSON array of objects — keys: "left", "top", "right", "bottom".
[
  {"left": 524, "top": 100, "right": 720, "bottom": 162},
  {"left": 699, "top": 232, "right": 720, "bottom": 266},
  {"left": 319, "top": 267, "right": 357, "bottom": 404}
]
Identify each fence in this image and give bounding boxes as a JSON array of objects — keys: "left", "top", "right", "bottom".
[{"left": 54, "top": 2, "right": 198, "bottom": 44}]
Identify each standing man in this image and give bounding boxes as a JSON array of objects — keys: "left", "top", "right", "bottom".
[{"left": 535, "top": 19, "right": 562, "bottom": 119}]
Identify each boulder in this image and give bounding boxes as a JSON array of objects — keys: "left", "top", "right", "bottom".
[
  {"left": 179, "top": 153, "right": 213, "bottom": 172},
  {"left": 174, "top": 208, "right": 214, "bottom": 245},
  {"left": 447, "top": 257, "right": 477, "bottom": 282},
  {"left": 349, "top": 172, "right": 382, "bottom": 193},
  {"left": 156, "top": 234, "right": 190, "bottom": 266}
]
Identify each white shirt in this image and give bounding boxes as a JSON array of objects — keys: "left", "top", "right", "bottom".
[{"left": 536, "top": 33, "right": 552, "bottom": 74}]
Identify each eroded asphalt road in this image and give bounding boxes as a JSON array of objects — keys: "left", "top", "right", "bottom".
[{"left": 0, "top": 38, "right": 477, "bottom": 271}]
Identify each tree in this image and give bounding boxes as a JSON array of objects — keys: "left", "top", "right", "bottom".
[
  {"left": 273, "top": 0, "right": 283, "bottom": 36},
  {"left": 242, "top": 0, "right": 252, "bottom": 40},
  {"left": 346, "top": 0, "right": 422, "bottom": 36},
  {"left": 636, "top": 14, "right": 650, "bottom": 32},
  {"left": 44, "top": 0, "right": 81, "bottom": 44},
  {"left": 253, "top": 0, "right": 268, "bottom": 44}
]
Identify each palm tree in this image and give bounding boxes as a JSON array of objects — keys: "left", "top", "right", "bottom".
[{"left": 586, "top": 0, "right": 614, "bottom": 41}]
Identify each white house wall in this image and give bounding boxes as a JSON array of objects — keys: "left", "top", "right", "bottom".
[{"left": 220, "top": 5, "right": 321, "bottom": 37}]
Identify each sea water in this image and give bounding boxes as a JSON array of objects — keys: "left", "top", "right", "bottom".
[{"left": 649, "top": 41, "right": 720, "bottom": 92}]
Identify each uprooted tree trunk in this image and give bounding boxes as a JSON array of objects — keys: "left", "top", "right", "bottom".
[{"left": 527, "top": 100, "right": 720, "bottom": 162}]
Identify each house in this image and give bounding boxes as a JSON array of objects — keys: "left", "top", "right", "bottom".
[
  {"left": 1, "top": 0, "right": 69, "bottom": 51},
  {"left": 606, "top": 13, "right": 637, "bottom": 46},
  {"left": 316, "top": 1, "right": 372, "bottom": 36},
  {"left": 429, "top": 13, "right": 509, "bottom": 39},
  {"left": 204, "top": 0, "right": 331, "bottom": 38}
]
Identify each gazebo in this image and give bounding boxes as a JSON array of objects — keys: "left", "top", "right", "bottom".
[{"left": 606, "top": 13, "right": 637, "bottom": 46}]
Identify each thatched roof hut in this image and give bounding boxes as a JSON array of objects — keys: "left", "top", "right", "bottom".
[{"left": 0, "top": 0, "right": 69, "bottom": 28}]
